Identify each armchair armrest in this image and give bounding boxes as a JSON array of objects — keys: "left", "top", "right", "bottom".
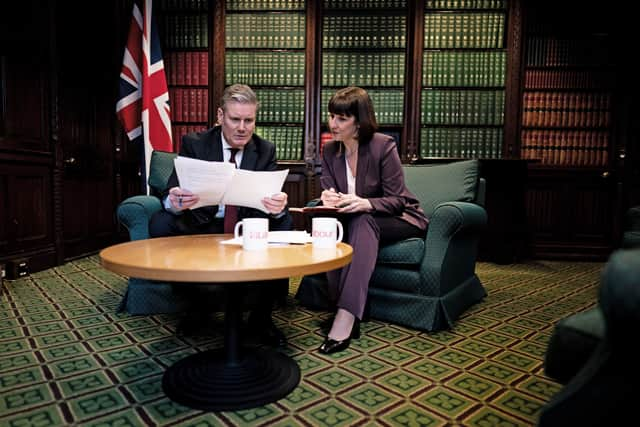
[
  {"left": 116, "top": 195, "right": 163, "bottom": 241},
  {"left": 420, "top": 201, "right": 487, "bottom": 294},
  {"left": 626, "top": 206, "right": 640, "bottom": 231}
]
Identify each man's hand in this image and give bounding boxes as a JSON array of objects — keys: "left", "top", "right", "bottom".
[
  {"left": 169, "top": 187, "right": 199, "bottom": 210},
  {"left": 262, "top": 192, "right": 288, "bottom": 214}
]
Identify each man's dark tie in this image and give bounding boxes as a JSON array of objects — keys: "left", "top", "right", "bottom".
[{"left": 223, "top": 148, "right": 239, "bottom": 233}]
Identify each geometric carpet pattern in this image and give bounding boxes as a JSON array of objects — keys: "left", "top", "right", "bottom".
[{"left": 0, "top": 255, "right": 603, "bottom": 426}]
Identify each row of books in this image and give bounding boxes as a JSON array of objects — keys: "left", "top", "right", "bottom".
[
  {"left": 169, "top": 88, "right": 208, "bottom": 123},
  {"left": 321, "top": 89, "right": 405, "bottom": 125},
  {"left": 523, "top": 111, "right": 611, "bottom": 129},
  {"left": 424, "top": 13, "right": 505, "bottom": 49},
  {"left": 322, "top": 15, "right": 406, "bottom": 49},
  {"left": 425, "top": 0, "right": 506, "bottom": 9},
  {"left": 419, "top": 127, "right": 503, "bottom": 158},
  {"left": 255, "top": 126, "right": 304, "bottom": 161},
  {"left": 521, "top": 130, "right": 610, "bottom": 167},
  {"left": 322, "top": 52, "right": 405, "bottom": 87},
  {"left": 254, "top": 89, "right": 305, "bottom": 124},
  {"left": 165, "top": 52, "right": 208, "bottom": 87},
  {"left": 225, "top": 51, "right": 305, "bottom": 87},
  {"left": 524, "top": 37, "right": 612, "bottom": 67},
  {"left": 522, "top": 92, "right": 611, "bottom": 128},
  {"left": 171, "top": 125, "right": 209, "bottom": 152},
  {"left": 228, "top": 0, "right": 304, "bottom": 10},
  {"left": 324, "top": 0, "right": 406, "bottom": 8},
  {"left": 423, "top": 51, "right": 506, "bottom": 87},
  {"left": 522, "top": 147, "right": 609, "bottom": 167},
  {"left": 523, "top": 92, "right": 611, "bottom": 110},
  {"left": 159, "top": 0, "right": 207, "bottom": 11},
  {"left": 225, "top": 13, "right": 305, "bottom": 49},
  {"left": 524, "top": 70, "right": 616, "bottom": 90},
  {"left": 160, "top": 14, "right": 208, "bottom": 49},
  {"left": 421, "top": 90, "right": 505, "bottom": 125}
]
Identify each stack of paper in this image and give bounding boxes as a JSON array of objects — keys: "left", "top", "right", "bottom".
[{"left": 221, "top": 230, "right": 312, "bottom": 246}]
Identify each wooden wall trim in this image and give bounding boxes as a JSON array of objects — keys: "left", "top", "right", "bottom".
[{"left": 504, "top": 0, "right": 523, "bottom": 159}]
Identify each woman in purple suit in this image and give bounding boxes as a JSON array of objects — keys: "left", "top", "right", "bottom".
[{"left": 317, "top": 86, "right": 429, "bottom": 354}]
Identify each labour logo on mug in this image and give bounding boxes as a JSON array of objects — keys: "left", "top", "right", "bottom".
[{"left": 312, "top": 217, "right": 344, "bottom": 248}]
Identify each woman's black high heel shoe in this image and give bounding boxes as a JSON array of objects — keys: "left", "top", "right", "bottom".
[
  {"left": 318, "top": 320, "right": 360, "bottom": 354},
  {"left": 321, "top": 301, "right": 370, "bottom": 334}
]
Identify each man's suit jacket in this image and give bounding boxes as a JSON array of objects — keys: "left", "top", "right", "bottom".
[
  {"left": 320, "top": 132, "right": 428, "bottom": 231},
  {"left": 163, "top": 126, "right": 292, "bottom": 231}
]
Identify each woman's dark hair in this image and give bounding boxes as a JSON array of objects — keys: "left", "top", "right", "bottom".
[{"left": 328, "top": 86, "right": 378, "bottom": 144}]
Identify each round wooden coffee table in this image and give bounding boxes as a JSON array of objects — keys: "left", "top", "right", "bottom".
[{"left": 100, "top": 234, "right": 352, "bottom": 411}]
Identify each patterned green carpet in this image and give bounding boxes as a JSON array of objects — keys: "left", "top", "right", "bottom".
[{"left": 0, "top": 256, "right": 603, "bottom": 427}]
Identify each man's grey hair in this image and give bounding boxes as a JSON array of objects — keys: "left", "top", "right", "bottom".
[{"left": 221, "top": 84, "right": 259, "bottom": 110}]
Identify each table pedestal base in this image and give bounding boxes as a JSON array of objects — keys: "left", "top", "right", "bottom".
[{"left": 163, "top": 346, "right": 300, "bottom": 411}]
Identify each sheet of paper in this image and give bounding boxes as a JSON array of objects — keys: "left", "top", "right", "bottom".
[
  {"left": 174, "top": 156, "right": 289, "bottom": 213},
  {"left": 174, "top": 156, "right": 235, "bottom": 209},
  {"left": 222, "top": 168, "right": 289, "bottom": 213},
  {"left": 266, "top": 231, "right": 312, "bottom": 244},
  {"left": 220, "top": 230, "right": 311, "bottom": 246}
]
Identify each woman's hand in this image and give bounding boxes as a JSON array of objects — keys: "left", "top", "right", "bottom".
[
  {"left": 321, "top": 187, "right": 341, "bottom": 208},
  {"left": 336, "top": 193, "right": 373, "bottom": 213},
  {"left": 169, "top": 187, "right": 199, "bottom": 210}
]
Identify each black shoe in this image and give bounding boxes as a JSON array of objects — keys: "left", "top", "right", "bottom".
[
  {"left": 321, "top": 308, "right": 369, "bottom": 334},
  {"left": 318, "top": 320, "right": 360, "bottom": 354}
]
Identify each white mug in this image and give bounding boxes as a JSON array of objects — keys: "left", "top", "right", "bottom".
[
  {"left": 312, "top": 217, "right": 344, "bottom": 248},
  {"left": 234, "top": 218, "right": 269, "bottom": 251}
]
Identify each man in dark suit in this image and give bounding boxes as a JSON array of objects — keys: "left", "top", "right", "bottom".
[{"left": 149, "top": 84, "right": 291, "bottom": 347}]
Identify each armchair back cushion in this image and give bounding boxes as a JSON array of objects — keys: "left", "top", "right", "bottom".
[
  {"left": 404, "top": 159, "right": 481, "bottom": 217},
  {"left": 376, "top": 160, "right": 483, "bottom": 268},
  {"left": 148, "top": 150, "right": 178, "bottom": 198}
]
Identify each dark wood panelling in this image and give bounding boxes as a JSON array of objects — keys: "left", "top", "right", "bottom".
[
  {"left": 526, "top": 168, "right": 616, "bottom": 259},
  {"left": 0, "top": 160, "right": 56, "bottom": 271},
  {"left": 1, "top": 60, "right": 48, "bottom": 151},
  {"left": 56, "top": 0, "right": 122, "bottom": 259},
  {"left": 0, "top": 0, "right": 55, "bottom": 269}
]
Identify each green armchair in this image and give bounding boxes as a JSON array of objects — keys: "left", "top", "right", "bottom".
[
  {"left": 622, "top": 205, "right": 640, "bottom": 248},
  {"left": 543, "top": 204, "right": 640, "bottom": 383},
  {"left": 116, "top": 150, "right": 289, "bottom": 315},
  {"left": 296, "top": 159, "right": 488, "bottom": 332},
  {"left": 116, "top": 150, "right": 202, "bottom": 314},
  {"left": 539, "top": 247, "right": 640, "bottom": 426}
]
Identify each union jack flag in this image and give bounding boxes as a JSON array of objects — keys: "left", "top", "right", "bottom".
[{"left": 116, "top": 0, "right": 172, "bottom": 193}]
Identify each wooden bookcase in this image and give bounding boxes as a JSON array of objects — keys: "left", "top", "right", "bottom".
[
  {"left": 160, "top": 0, "right": 516, "bottom": 167},
  {"left": 520, "top": 1, "right": 620, "bottom": 259}
]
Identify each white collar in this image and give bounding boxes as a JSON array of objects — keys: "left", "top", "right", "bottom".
[{"left": 220, "top": 132, "right": 234, "bottom": 151}]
